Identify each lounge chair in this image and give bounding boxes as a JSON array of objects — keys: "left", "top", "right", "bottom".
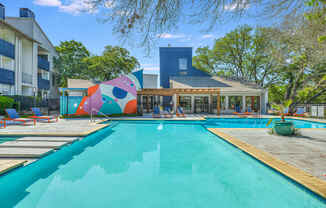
[
  {"left": 233, "top": 105, "right": 246, "bottom": 117},
  {"left": 280, "top": 108, "right": 291, "bottom": 116},
  {"left": 163, "top": 107, "right": 173, "bottom": 118},
  {"left": 152, "top": 106, "right": 161, "bottom": 118},
  {"left": 30, "top": 107, "right": 58, "bottom": 123},
  {"left": 244, "top": 107, "right": 253, "bottom": 115},
  {"left": 176, "top": 106, "right": 186, "bottom": 117},
  {"left": 3, "top": 109, "right": 36, "bottom": 127},
  {"left": 293, "top": 108, "right": 305, "bottom": 117}
]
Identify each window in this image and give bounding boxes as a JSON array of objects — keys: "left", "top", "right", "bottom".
[
  {"left": 179, "top": 58, "right": 187, "bottom": 70},
  {"left": 41, "top": 70, "right": 50, "bottom": 80},
  {"left": 179, "top": 96, "right": 191, "bottom": 112},
  {"left": 0, "top": 56, "right": 14, "bottom": 71},
  {"left": 0, "top": 84, "right": 12, "bottom": 95}
]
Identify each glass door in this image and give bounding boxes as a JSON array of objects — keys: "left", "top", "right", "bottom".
[{"left": 194, "top": 96, "right": 209, "bottom": 113}]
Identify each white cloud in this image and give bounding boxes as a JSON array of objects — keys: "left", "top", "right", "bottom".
[
  {"left": 33, "top": 0, "right": 96, "bottom": 15},
  {"left": 201, "top": 34, "right": 214, "bottom": 39},
  {"left": 33, "top": 0, "right": 62, "bottom": 7},
  {"left": 224, "top": 1, "right": 250, "bottom": 11},
  {"left": 156, "top": 33, "right": 186, "bottom": 39}
]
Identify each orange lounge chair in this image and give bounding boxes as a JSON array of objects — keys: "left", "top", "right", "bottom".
[
  {"left": 176, "top": 106, "right": 186, "bottom": 117},
  {"left": 30, "top": 108, "right": 58, "bottom": 122},
  {"left": 280, "top": 108, "right": 291, "bottom": 116},
  {"left": 3, "top": 109, "right": 36, "bottom": 127}
]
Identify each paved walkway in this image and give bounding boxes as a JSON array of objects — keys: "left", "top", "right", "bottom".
[{"left": 214, "top": 128, "right": 326, "bottom": 181}]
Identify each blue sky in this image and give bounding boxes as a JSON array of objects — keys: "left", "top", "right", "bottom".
[{"left": 2, "top": 0, "right": 268, "bottom": 74}]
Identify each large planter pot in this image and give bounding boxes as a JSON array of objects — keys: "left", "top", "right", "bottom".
[{"left": 273, "top": 121, "right": 294, "bottom": 136}]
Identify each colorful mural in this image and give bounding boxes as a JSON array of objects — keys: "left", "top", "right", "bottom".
[{"left": 60, "top": 70, "right": 143, "bottom": 115}]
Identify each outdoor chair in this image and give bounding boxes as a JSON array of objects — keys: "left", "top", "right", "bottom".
[
  {"left": 152, "top": 106, "right": 161, "bottom": 118},
  {"left": 293, "top": 108, "right": 306, "bottom": 117},
  {"left": 3, "top": 109, "right": 36, "bottom": 127},
  {"left": 176, "top": 106, "right": 186, "bottom": 117},
  {"left": 30, "top": 107, "right": 58, "bottom": 123}
]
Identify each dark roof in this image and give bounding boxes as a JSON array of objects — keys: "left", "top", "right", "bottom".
[{"left": 170, "top": 76, "right": 231, "bottom": 88}]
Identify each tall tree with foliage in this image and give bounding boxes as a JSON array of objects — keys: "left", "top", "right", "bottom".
[
  {"left": 87, "top": 0, "right": 315, "bottom": 47},
  {"left": 193, "top": 26, "right": 279, "bottom": 87},
  {"left": 84, "top": 46, "right": 140, "bottom": 81},
  {"left": 54, "top": 40, "right": 90, "bottom": 87}
]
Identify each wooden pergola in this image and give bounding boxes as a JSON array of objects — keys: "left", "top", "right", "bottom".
[{"left": 137, "top": 88, "right": 221, "bottom": 114}]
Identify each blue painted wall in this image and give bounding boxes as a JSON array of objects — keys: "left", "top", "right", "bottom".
[
  {"left": 159, "top": 47, "right": 209, "bottom": 88},
  {"left": 0, "top": 68, "right": 14, "bottom": 85}
]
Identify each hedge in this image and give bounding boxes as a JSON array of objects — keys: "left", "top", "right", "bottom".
[{"left": 0, "top": 96, "right": 15, "bottom": 115}]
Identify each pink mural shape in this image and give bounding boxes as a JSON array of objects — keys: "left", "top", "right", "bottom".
[
  {"left": 103, "top": 75, "right": 137, "bottom": 97},
  {"left": 83, "top": 87, "right": 104, "bottom": 114}
]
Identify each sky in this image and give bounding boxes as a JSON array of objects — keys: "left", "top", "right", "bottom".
[{"left": 2, "top": 0, "right": 270, "bottom": 75}]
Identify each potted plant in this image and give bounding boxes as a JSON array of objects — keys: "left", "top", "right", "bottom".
[{"left": 268, "top": 100, "right": 295, "bottom": 136}]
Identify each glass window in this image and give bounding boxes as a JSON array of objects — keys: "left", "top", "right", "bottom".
[
  {"left": 0, "top": 83, "right": 12, "bottom": 95},
  {"left": 41, "top": 70, "right": 50, "bottom": 80},
  {"left": 179, "top": 58, "right": 187, "bottom": 70},
  {"left": 1, "top": 56, "right": 14, "bottom": 71},
  {"left": 229, "top": 96, "right": 242, "bottom": 111},
  {"left": 212, "top": 96, "right": 226, "bottom": 111},
  {"left": 179, "top": 96, "right": 191, "bottom": 112}
]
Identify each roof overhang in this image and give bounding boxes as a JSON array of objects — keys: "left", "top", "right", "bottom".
[{"left": 137, "top": 88, "right": 221, "bottom": 96}]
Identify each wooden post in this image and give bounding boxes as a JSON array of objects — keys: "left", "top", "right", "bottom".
[
  {"left": 251, "top": 96, "right": 255, "bottom": 111},
  {"left": 217, "top": 91, "right": 221, "bottom": 115}
]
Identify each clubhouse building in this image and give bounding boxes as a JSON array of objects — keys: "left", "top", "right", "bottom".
[{"left": 137, "top": 47, "right": 268, "bottom": 115}]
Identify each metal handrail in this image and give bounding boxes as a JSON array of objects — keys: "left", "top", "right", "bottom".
[{"left": 90, "top": 108, "right": 112, "bottom": 123}]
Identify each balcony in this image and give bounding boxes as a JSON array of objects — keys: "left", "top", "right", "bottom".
[
  {"left": 38, "top": 74, "right": 50, "bottom": 90},
  {"left": 0, "top": 38, "right": 15, "bottom": 59},
  {"left": 0, "top": 68, "right": 15, "bottom": 85},
  {"left": 38, "top": 56, "right": 50, "bottom": 71}
]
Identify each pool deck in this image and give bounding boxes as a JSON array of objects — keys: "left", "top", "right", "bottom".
[
  {"left": 0, "top": 118, "right": 109, "bottom": 136},
  {"left": 0, "top": 118, "right": 109, "bottom": 175}
]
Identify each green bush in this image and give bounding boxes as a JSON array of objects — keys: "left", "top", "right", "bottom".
[{"left": 0, "top": 96, "right": 15, "bottom": 115}]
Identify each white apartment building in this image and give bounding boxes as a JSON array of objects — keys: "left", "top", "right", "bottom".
[{"left": 0, "top": 5, "right": 57, "bottom": 98}]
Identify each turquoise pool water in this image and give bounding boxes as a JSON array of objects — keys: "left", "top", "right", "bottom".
[
  {"left": 0, "top": 121, "right": 325, "bottom": 207},
  {"left": 204, "top": 118, "right": 326, "bottom": 128}
]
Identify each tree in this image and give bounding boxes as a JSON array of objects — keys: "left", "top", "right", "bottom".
[
  {"left": 88, "top": 0, "right": 313, "bottom": 47},
  {"left": 54, "top": 40, "right": 90, "bottom": 87},
  {"left": 84, "top": 46, "right": 140, "bottom": 81},
  {"left": 192, "top": 26, "right": 279, "bottom": 87}
]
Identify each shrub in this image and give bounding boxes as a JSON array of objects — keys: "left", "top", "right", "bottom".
[{"left": 0, "top": 96, "right": 15, "bottom": 115}]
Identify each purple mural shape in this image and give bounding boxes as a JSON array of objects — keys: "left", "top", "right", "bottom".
[
  {"left": 83, "top": 87, "right": 103, "bottom": 114},
  {"left": 103, "top": 75, "right": 137, "bottom": 97}
]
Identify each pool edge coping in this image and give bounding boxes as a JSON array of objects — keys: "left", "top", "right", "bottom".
[
  {"left": 207, "top": 128, "right": 326, "bottom": 200},
  {"left": 0, "top": 122, "right": 110, "bottom": 137}
]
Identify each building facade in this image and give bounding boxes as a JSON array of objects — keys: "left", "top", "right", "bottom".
[
  {"left": 0, "top": 5, "right": 57, "bottom": 98},
  {"left": 139, "top": 47, "right": 268, "bottom": 114}
]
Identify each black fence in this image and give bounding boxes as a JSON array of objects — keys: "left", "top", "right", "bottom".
[
  {"left": 7, "top": 96, "right": 60, "bottom": 113},
  {"left": 295, "top": 103, "right": 326, "bottom": 118}
]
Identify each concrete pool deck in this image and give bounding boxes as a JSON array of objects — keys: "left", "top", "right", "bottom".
[
  {"left": 0, "top": 118, "right": 109, "bottom": 136},
  {"left": 0, "top": 118, "right": 109, "bottom": 175}
]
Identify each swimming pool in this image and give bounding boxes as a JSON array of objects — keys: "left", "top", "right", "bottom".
[{"left": 0, "top": 121, "right": 325, "bottom": 207}]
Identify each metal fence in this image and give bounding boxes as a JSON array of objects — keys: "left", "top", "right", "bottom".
[
  {"left": 295, "top": 104, "right": 326, "bottom": 118},
  {"left": 8, "top": 95, "right": 60, "bottom": 113}
]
